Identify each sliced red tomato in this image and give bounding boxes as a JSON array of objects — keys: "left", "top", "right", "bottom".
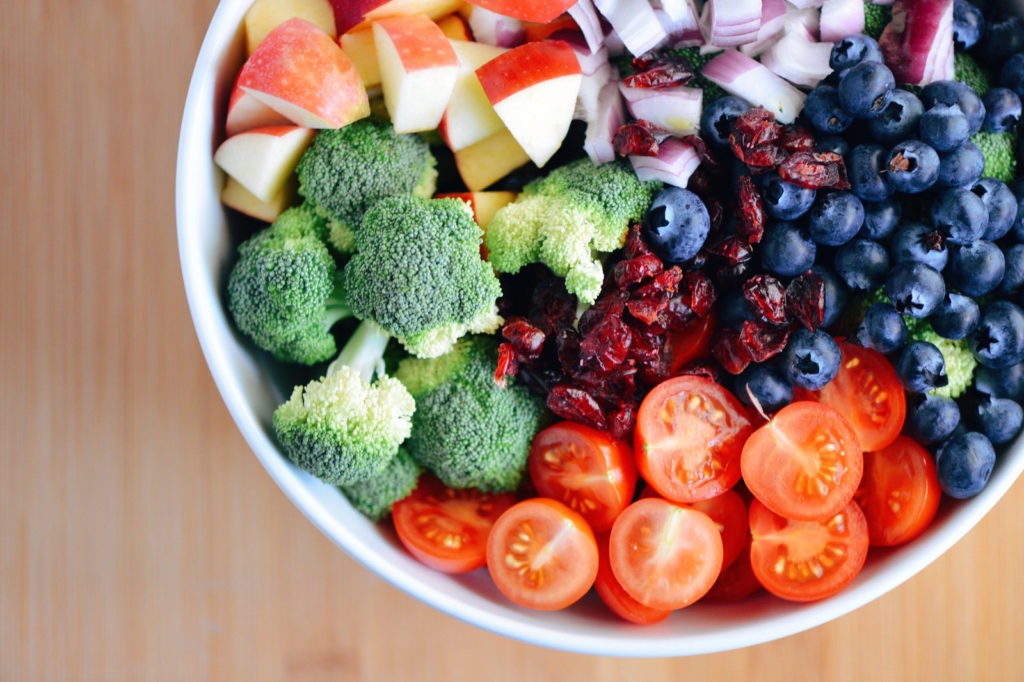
[
  {"left": 635, "top": 375, "right": 754, "bottom": 503},
  {"left": 703, "top": 541, "right": 763, "bottom": 603},
  {"left": 740, "top": 400, "right": 863, "bottom": 521},
  {"left": 608, "top": 498, "right": 724, "bottom": 611},
  {"left": 594, "top": 533, "right": 673, "bottom": 625},
  {"left": 686, "top": 488, "right": 749, "bottom": 571},
  {"left": 392, "top": 474, "right": 516, "bottom": 574},
  {"left": 854, "top": 435, "right": 942, "bottom": 547},
  {"left": 486, "top": 498, "right": 598, "bottom": 611},
  {"left": 808, "top": 340, "right": 906, "bottom": 452},
  {"left": 666, "top": 313, "right": 716, "bottom": 373},
  {"left": 528, "top": 421, "right": 637, "bottom": 533},
  {"left": 748, "top": 498, "right": 869, "bottom": 602}
]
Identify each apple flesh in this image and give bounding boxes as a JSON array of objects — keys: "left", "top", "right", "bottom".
[
  {"left": 466, "top": 0, "right": 579, "bottom": 23},
  {"left": 329, "top": 0, "right": 463, "bottom": 34},
  {"left": 225, "top": 74, "right": 291, "bottom": 137},
  {"left": 436, "top": 12, "right": 472, "bottom": 40},
  {"left": 475, "top": 40, "right": 582, "bottom": 167},
  {"left": 439, "top": 40, "right": 507, "bottom": 152},
  {"left": 243, "top": 0, "right": 336, "bottom": 54},
  {"left": 238, "top": 17, "right": 370, "bottom": 129},
  {"left": 339, "top": 28, "right": 380, "bottom": 88},
  {"left": 454, "top": 128, "right": 532, "bottom": 190},
  {"left": 437, "top": 190, "right": 517, "bottom": 227},
  {"left": 373, "top": 15, "right": 460, "bottom": 133},
  {"left": 221, "top": 175, "right": 298, "bottom": 223},
  {"left": 213, "top": 125, "right": 314, "bottom": 202}
]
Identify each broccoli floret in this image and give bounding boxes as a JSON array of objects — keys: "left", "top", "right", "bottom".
[
  {"left": 226, "top": 204, "right": 349, "bottom": 365},
  {"left": 394, "top": 336, "right": 547, "bottom": 492},
  {"left": 295, "top": 119, "right": 437, "bottom": 253},
  {"left": 971, "top": 130, "right": 1018, "bottom": 183},
  {"left": 863, "top": 3, "right": 892, "bottom": 40},
  {"left": 343, "top": 194, "right": 503, "bottom": 358},
  {"left": 484, "top": 159, "right": 659, "bottom": 304},
  {"left": 668, "top": 47, "right": 728, "bottom": 103},
  {"left": 339, "top": 446, "right": 422, "bottom": 520},
  {"left": 954, "top": 52, "right": 992, "bottom": 95},
  {"left": 273, "top": 320, "right": 415, "bottom": 486}
]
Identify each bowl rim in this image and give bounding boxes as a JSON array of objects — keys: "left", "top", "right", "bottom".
[{"left": 176, "top": 0, "right": 1024, "bottom": 657}]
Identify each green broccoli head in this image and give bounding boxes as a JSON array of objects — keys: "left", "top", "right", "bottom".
[
  {"left": 295, "top": 119, "right": 437, "bottom": 253},
  {"left": 395, "top": 336, "right": 547, "bottom": 492},
  {"left": 484, "top": 159, "right": 659, "bottom": 304},
  {"left": 971, "top": 130, "right": 1018, "bottom": 183},
  {"left": 862, "top": 2, "right": 892, "bottom": 41},
  {"left": 343, "top": 195, "right": 503, "bottom": 358},
  {"left": 907, "top": 321, "right": 978, "bottom": 399},
  {"left": 226, "top": 204, "right": 349, "bottom": 365},
  {"left": 954, "top": 52, "right": 991, "bottom": 96},
  {"left": 339, "top": 446, "right": 422, "bottom": 520}
]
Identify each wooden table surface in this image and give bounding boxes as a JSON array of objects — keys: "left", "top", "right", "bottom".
[{"left": 4, "top": 1, "right": 1024, "bottom": 680}]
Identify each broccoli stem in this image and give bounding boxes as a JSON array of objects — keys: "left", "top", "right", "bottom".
[
  {"left": 328, "top": 319, "right": 391, "bottom": 382},
  {"left": 323, "top": 270, "right": 352, "bottom": 332}
]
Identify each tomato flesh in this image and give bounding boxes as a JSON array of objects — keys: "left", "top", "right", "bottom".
[
  {"left": 666, "top": 312, "right": 716, "bottom": 373},
  {"left": 594, "top": 533, "right": 673, "bottom": 625},
  {"left": 748, "top": 498, "right": 869, "bottom": 602},
  {"left": 392, "top": 474, "right": 516, "bottom": 574},
  {"left": 740, "top": 401, "right": 863, "bottom": 521},
  {"left": 854, "top": 435, "right": 942, "bottom": 546},
  {"left": 486, "top": 498, "right": 598, "bottom": 611},
  {"left": 635, "top": 375, "right": 754, "bottom": 503},
  {"left": 608, "top": 498, "right": 724, "bottom": 611},
  {"left": 528, "top": 421, "right": 637, "bottom": 532}
]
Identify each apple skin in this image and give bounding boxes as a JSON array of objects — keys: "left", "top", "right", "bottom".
[
  {"left": 475, "top": 39, "right": 581, "bottom": 104},
  {"left": 467, "top": 0, "right": 579, "bottom": 23},
  {"left": 243, "top": 0, "right": 336, "bottom": 54},
  {"left": 329, "top": 0, "right": 463, "bottom": 34},
  {"left": 238, "top": 17, "right": 370, "bottom": 129}
]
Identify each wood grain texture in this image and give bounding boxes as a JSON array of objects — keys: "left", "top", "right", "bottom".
[{"left": 2, "top": 1, "right": 1024, "bottom": 680}]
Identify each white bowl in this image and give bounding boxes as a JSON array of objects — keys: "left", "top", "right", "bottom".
[{"left": 177, "top": 0, "right": 1024, "bottom": 657}]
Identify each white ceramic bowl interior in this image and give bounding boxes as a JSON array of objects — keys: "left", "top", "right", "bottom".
[{"left": 177, "top": 0, "right": 1024, "bottom": 657}]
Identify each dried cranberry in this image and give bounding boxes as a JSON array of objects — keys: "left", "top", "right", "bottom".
[
  {"left": 729, "top": 107, "right": 785, "bottom": 169},
  {"left": 739, "top": 319, "right": 791, "bottom": 362},
  {"left": 675, "top": 359, "right": 724, "bottom": 383},
  {"left": 742, "top": 274, "right": 788, "bottom": 326},
  {"left": 624, "top": 222, "right": 654, "bottom": 259},
  {"left": 707, "top": 236, "right": 754, "bottom": 265},
  {"left": 614, "top": 254, "right": 663, "bottom": 288},
  {"left": 607, "top": 403, "right": 638, "bottom": 441},
  {"left": 494, "top": 342, "right": 518, "bottom": 386},
  {"left": 785, "top": 271, "right": 827, "bottom": 330},
  {"left": 682, "top": 271, "right": 716, "bottom": 317},
  {"left": 681, "top": 134, "right": 721, "bottom": 173},
  {"left": 778, "top": 151, "right": 850, "bottom": 190},
  {"left": 779, "top": 125, "right": 816, "bottom": 153},
  {"left": 614, "top": 120, "right": 663, "bottom": 157},
  {"left": 547, "top": 385, "right": 609, "bottom": 431},
  {"left": 501, "top": 317, "right": 546, "bottom": 360},
  {"left": 623, "top": 54, "right": 695, "bottom": 89},
  {"left": 735, "top": 175, "right": 765, "bottom": 244},
  {"left": 711, "top": 327, "right": 752, "bottom": 375}
]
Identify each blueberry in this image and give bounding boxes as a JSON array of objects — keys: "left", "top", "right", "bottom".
[
  {"left": 812, "top": 265, "right": 849, "bottom": 329},
  {"left": 889, "top": 222, "right": 949, "bottom": 271},
  {"left": 972, "top": 178, "right": 1017, "bottom": 240},
  {"left": 953, "top": 0, "right": 985, "bottom": 49},
  {"left": 829, "top": 34, "right": 884, "bottom": 71},
  {"left": 974, "top": 361, "right": 1024, "bottom": 401},
  {"left": 930, "top": 292, "right": 981, "bottom": 340},
  {"left": 700, "top": 95, "right": 750, "bottom": 148},
  {"left": 867, "top": 89, "right": 925, "bottom": 145},
  {"left": 835, "top": 238, "right": 890, "bottom": 290},
  {"left": 717, "top": 288, "right": 755, "bottom": 327},
  {"left": 1009, "top": 181, "right": 1024, "bottom": 241},
  {"left": 930, "top": 188, "right": 989, "bottom": 244},
  {"left": 886, "top": 139, "right": 940, "bottom": 193},
  {"left": 733, "top": 364, "right": 793, "bottom": 414},
  {"left": 969, "top": 300, "right": 1024, "bottom": 368},
  {"left": 761, "top": 172, "right": 816, "bottom": 220},
  {"left": 946, "top": 240, "right": 1005, "bottom": 297},
  {"left": 854, "top": 302, "right": 908, "bottom": 353},
  {"left": 808, "top": 190, "right": 864, "bottom": 246},
  {"left": 759, "top": 221, "right": 817, "bottom": 277},
  {"left": 860, "top": 198, "right": 902, "bottom": 240},
  {"left": 846, "top": 144, "right": 894, "bottom": 202},
  {"left": 977, "top": 15, "right": 1024, "bottom": 67},
  {"left": 815, "top": 134, "right": 850, "bottom": 156},
  {"left": 907, "top": 394, "right": 961, "bottom": 445},
  {"left": 918, "top": 104, "right": 971, "bottom": 153},
  {"left": 895, "top": 340, "right": 949, "bottom": 393},
  {"left": 838, "top": 60, "right": 896, "bottom": 118},
  {"left": 1000, "top": 51, "right": 1024, "bottom": 98},
  {"left": 885, "top": 261, "right": 946, "bottom": 318},
  {"left": 998, "top": 243, "right": 1024, "bottom": 297},
  {"left": 935, "top": 431, "right": 996, "bottom": 498},
  {"left": 964, "top": 392, "right": 1024, "bottom": 444},
  {"left": 982, "top": 87, "right": 1022, "bottom": 132},
  {"left": 642, "top": 187, "right": 710, "bottom": 263},
  {"left": 937, "top": 141, "right": 985, "bottom": 189},
  {"left": 920, "top": 80, "right": 986, "bottom": 134},
  {"left": 781, "top": 328, "right": 842, "bottom": 390},
  {"left": 804, "top": 85, "right": 856, "bottom": 134}
]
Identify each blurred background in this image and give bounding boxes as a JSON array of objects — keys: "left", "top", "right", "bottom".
[{"left": 2, "top": 0, "right": 1024, "bottom": 679}]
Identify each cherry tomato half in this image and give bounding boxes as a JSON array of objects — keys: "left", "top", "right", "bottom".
[
  {"left": 854, "top": 435, "right": 942, "bottom": 547},
  {"left": 809, "top": 340, "right": 906, "bottom": 452},
  {"left": 704, "top": 541, "right": 763, "bottom": 603},
  {"left": 528, "top": 421, "right": 637, "bottom": 532},
  {"left": 635, "top": 375, "right": 754, "bottom": 503},
  {"left": 392, "top": 474, "right": 517, "bottom": 574},
  {"left": 666, "top": 312, "right": 716, "bottom": 374},
  {"left": 740, "top": 401, "right": 863, "bottom": 521},
  {"left": 748, "top": 498, "right": 869, "bottom": 602},
  {"left": 486, "top": 498, "right": 598, "bottom": 611},
  {"left": 687, "top": 488, "right": 749, "bottom": 571},
  {"left": 594, "top": 533, "right": 673, "bottom": 625},
  {"left": 609, "top": 498, "right": 724, "bottom": 611}
]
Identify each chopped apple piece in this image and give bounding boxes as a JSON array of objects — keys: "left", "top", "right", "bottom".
[
  {"left": 340, "top": 28, "right": 380, "bottom": 88},
  {"left": 454, "top": 128, "right": 532, "bottom": 190},
  {"left": 221, "top": 175, "right": 299, "bottom": 223},
  {"left": 466, "top": 0, "right": 579, "bottom": 23},
  {"left": 330, "top": 0, "right": 463, "bottom": 34},
  {"left": 225, "top": 74, "right": 291, "bottom": 137},
  {"left": 244, "top": 0, "right": 337, "bottom": 54},
  {"left": 437, "top": 12, "right": 473, "bottom": 40},
  {"left": 439, "top": 40, "right": 507, "bottom": 151},
  {"left": 437, "top": 190, "right": 517, "bottom": 227},
  {"left": 213, "top": 125, "right": 314, "bottom": 202}
]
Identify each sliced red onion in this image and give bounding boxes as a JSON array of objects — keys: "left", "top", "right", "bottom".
[
  {"left": 879, "top": 0, "right": 954, "bottom": 86},
  {"left": 786, "top": 0, "right": 825, "bottom": 8},
  {"left": 594, "top": 0, "right": 669, "bottom": 56},
  {"left": 761, "top": 27, "right": 835, "bottom": 88},
  {"left": 702, "top": 49, "right": 807, "bottom": 123},
  {"left": 576, "top": 55, "right": 615, "bottom": 119},
  {"left": 820, "top": 0, "right": 866, "bottom": 42},
  {"left": 629, "top": 137, "right": 701, "bottom": 187},
  {"left": 619, "top": 83, "right": 703, "bottom": 135},
  {"left": 653, "top": 0, "right": 702, "bottom": 46},
  {"left": 467, "top": 6, "right": 526, "bottom": 47},
  {"left": 784, "top": 6, "right": 821, "bottom": 40},
  {"left": 699, "top": 0, "right": 763, "bottom": 47},
  {"left": 584, "top": 79, "right": 625, "bottom": 164},
  {"left": 568, "top": 0, "right": 607, "bottom": 55},
  {"left": 739, "top": 0, "right": 789, "bottom": 56}
]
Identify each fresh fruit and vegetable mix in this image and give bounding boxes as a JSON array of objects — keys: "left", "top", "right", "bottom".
[{"left": 213, "top": 0, "right": 1024, "bottom": 619}]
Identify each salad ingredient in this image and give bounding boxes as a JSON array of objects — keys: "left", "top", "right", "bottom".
[
  {"left": 328, "top": 0, "right": 462, "bottom": 35},
  {"left": 392, "top": 473, "right": 517, "bottom": 573},
  {"left": 684, "top": 487, "right": 749, "bottom": 571},
  {"left": 214, "top": 125, "right": 314, "bottom": 202},
  {"left": 244, "top": 0, "right": 337, "bottom": 55},
  {"left": 862, "top": 2, "right": 892, "bottom": 40},
  {"left": 641, "top": 186, "right": 711, "bottom": 263},
  {"left": 878, "top": 0, "right": 955, "bottom": 86},
  {"left": 226, "top": 204, "right": 347, "bottom": 364},
  {"left": 343, "top": 194, "right": 502, "bottom": 358},
  {"left": 294, "top": 119, "right": 437, "bottom": 253},
  {"left": 341, "top": 446, "right": 422, "bottom": 520},
  {"left": 593, "top": 532, "right": 672, "bottom": 624},
  {"left": 628, "top": 136, "right": 703, "bottom": 187},
  {"left": 484, "top": 158, "right": 660, "bottom": 304},
  {"left": 748, "top": 497, "right": 870, "bottom": 602},
  {"left": 272, "top": 320, "right": 415, "bottom": 485},
  {"left": 701, "top": 49, "right": 807, "bottom": 124},
  {"left": 740, "top": 401, "right": 863, "bottom": 521},
  {"left": 486, "top": 498, "right": 599, "bottom": 610},
  {"left": 608, "top": 498, "right": 723, "bottom": 610},
  {"left": 527, "top": 421, "right": 637, "bottom": 532},
  {"left": 704, "top": 541, "right": 762, "bottom": 602},
  {"left": 700, "top": 0, "right": 763, "bottom": 48},
  {"left": 971, "top": 130, "right": 1018, "bottom": 182},
  {"left": 394, "top": 336, "right": 546, "bottom": 492},
  {"left": 854, "top": 435, "right": 942, "bottom": 546},
  {"left": 634, "top": 375, "right": 753, "bottom": 503},
  {"left": 935, "top": 430, "right": 996, "bottom": 497},
  {"left": 468, "top": 0, "right": 578, "bottom": 24}
]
